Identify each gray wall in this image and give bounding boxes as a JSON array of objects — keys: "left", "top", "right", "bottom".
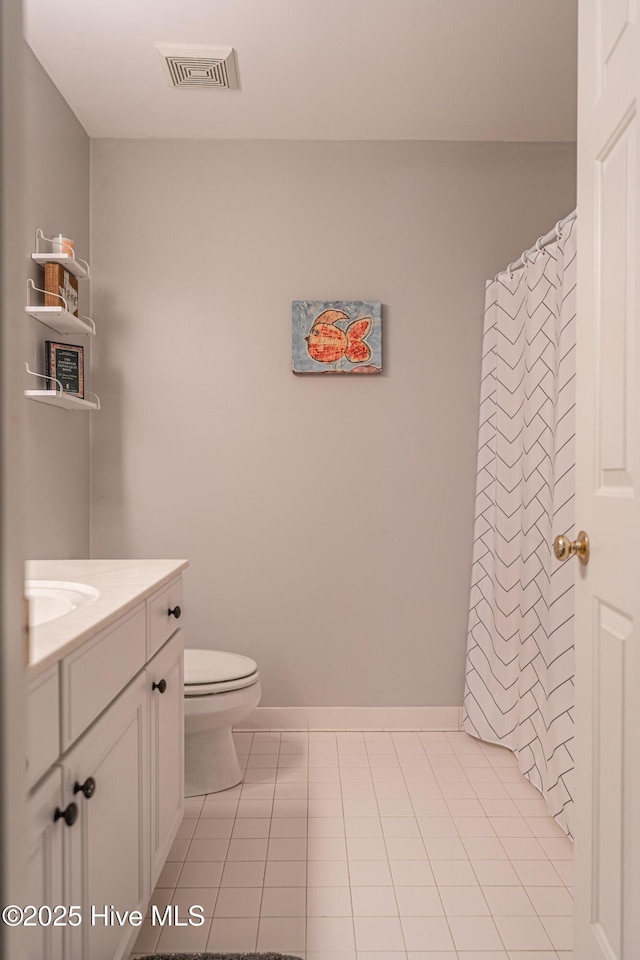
[
  {"left": 90, "top": 139, "right": 576, "bottom": 707},
  {"left": 24, "top": 46, "right": 91, "bottom": 559}
]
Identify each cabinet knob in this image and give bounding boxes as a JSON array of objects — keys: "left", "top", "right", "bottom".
[
  {"left": 54, "top": 802, "right": 78, "bottom": 827},
  {"left": 152, "top": 678, "right": 167, "bottom": 694},
  {"left": 168, "top": 605, "right": 181, "bottom": 619},
  {"left": 73, "top": 776, "right": 96, "bottom": 799}
]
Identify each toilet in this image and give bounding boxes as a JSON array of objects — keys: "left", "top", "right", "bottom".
[{"left": 183, "top": 648, "right": 261, "bottom": 796}]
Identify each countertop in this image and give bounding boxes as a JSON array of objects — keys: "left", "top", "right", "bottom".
[{"left": 26, "top": 558, "right": 189, "bottom": 678}]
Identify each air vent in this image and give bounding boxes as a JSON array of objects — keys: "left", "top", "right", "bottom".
[{"left": 156, "top": 44, "right": 239, "bottom": 90}]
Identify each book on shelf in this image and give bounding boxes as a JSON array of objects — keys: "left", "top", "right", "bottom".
[
  {"left": 44, "top": 263, "right": 79, "bottom": 316},
  {"left": 45, "top": 341, "right": 84, "bottom": 397}
]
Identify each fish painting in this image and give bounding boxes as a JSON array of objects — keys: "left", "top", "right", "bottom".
[
  {"left": 292, "top": 301, "right": 382, "bottom": 374},
  {"left": 305, "top": 309, "right": 372, "bottom": 364}
]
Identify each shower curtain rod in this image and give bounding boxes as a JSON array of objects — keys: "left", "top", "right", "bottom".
[{"left": 506, "top": 208, "right": 577, "bottom": 275}]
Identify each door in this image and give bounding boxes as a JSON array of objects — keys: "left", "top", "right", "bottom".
[
  {"left": 64, "top": 673, "right": 149, "bottom": 960},
  {"left": 574, "top": 3, "right": 640, "bottom": 958},
  {"left": 148, "top": 628, "right": 184, "bottom": 886}
]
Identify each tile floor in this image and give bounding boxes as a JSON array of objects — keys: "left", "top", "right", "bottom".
[{"left": 129, "top": 730, "right": 573, "bottom": 960}]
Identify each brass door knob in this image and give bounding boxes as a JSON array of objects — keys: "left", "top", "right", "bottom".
[{"left": 553, "top": 531, "right": 590, "bottom": 565}]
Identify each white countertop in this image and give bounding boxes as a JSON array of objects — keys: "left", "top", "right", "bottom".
[{"left": 26, "top": 559, "right": 188, "bottom": 678}]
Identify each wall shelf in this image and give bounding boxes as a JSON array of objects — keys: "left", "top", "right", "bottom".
[
  {"left": 25, "top": 280, "right": 95, "bottom": 336},
  {"left": 24, "top": 364, "right": 100, "bottom": 411},
  {"left": 25, "top": 306, "right": 95, "bottom": 336},
  {"left": 32, "top": 228, "right": 90, "bottom": 279},
  {"left": 27, "top": 232, "right": 97, "bottom": 410},
  {"left": 25, "top": 390, "right": 100, "bottom": 411},
  {"left": 31, "top": 252, "right": 89, "bottom": 280}
]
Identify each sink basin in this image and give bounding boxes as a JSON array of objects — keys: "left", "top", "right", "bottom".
[{"left": 25, "top": 580, "right": 100, "bottom": 627}]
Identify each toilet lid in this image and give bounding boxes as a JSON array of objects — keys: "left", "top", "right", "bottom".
[{"left": 184, "top": 648, "right": 258, "bottom": 685}]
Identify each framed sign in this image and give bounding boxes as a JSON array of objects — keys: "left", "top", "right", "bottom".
[{"left": 45, "top": 341, "right": 84, "bottom": 397}]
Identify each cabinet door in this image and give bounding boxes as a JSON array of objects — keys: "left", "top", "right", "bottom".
[
  {"left": 64, "top": 672, "right": 149, "bottom": 960},
  {"left": 148, "top": 628, "right": 184, "bottom": 887},
  {"left": 26, "top": 766, "right": 65, "bottom": 960}
]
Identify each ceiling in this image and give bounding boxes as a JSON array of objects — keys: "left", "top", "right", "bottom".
[{"left": 24, "top": 0, "right": 578, "bottom": 141}]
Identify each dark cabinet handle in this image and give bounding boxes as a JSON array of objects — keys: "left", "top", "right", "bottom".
[
  {"left": 73, "top": 777, "right": 96, "bottom": 799},
  {"left": 54, "top": 802, "right": 78, "bottom": 827},
  {"left": 168, "top": 605, "right": 181, "bottom": 619},
  {"left": 152, "top": 679, "right": 167, "bottom": 694}
]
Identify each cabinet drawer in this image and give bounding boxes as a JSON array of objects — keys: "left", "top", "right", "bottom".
[
  {"left": 26, "top": 666, "right": 60, "bottom": 789},
  {"left": 147, "top": 577, "right": 183, "bottom": 657},
  {"left": 61, "top": 604, "right": 146, "bottom": 749}
]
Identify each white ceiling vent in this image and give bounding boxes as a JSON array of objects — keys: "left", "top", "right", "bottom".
[{"left": 156, "top": 44, "right": 239, "bottom": 90}]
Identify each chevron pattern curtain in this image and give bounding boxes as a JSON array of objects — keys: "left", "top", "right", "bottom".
[{"left": 462, "top": 219, "right": 577, "bottom": 838}]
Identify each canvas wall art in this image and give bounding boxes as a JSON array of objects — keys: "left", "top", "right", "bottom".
[{"left": 292, "top": 300, "right": 382, "bottom": 374}]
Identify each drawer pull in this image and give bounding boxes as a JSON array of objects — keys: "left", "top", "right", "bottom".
[
  {"left": 152, "top": 679, "right": 167, "bottom": 694},
  {"left": 168, "top": 605, "right": 181, "bottom": 619},
  {"left": 73, "top": 776, "right": 96, "bottom": 799},
  {"left": 54, "top": 802, "right": 78, "bottom": 827}
]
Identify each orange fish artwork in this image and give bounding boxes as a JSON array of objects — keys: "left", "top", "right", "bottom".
[
  {"left": 292, "top": 300, "right": 382, "bottom": 374},
  {"left": 305, "top": 309, "right": 372, "bottom": 365}
]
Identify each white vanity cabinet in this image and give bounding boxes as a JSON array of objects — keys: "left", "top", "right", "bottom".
[{"left": 26, "top": 570, "right": 186, "bottom": 960}]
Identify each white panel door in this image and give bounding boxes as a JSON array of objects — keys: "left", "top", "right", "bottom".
[{"left": 574, "top": 2, "right": 640, "bottom": 958}]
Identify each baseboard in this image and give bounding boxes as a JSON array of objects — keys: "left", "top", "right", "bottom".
[{"left": 234, "top": 705, "right": 463, "bottom": 732}]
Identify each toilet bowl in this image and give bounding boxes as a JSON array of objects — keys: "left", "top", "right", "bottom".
[{"left": 184, "top": 648, "right": 261, "bottom": 796}]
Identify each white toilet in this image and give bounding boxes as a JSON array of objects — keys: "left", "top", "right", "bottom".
[{"left": 184, "top": 648, "right": 261, "bottom": 796}]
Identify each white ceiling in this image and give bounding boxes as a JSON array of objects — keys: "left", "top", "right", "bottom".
[{"left": 24, "top": 0, "right": 578, "bottom": 141}]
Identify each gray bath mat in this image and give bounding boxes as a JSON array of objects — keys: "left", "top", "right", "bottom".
[{"left": 136, "top": 954, "right": 302, "bottom": 959}]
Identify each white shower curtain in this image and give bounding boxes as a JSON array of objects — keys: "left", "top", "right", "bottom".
[{"left": 462, "top": 218, "right": 576, "bottom": 838}]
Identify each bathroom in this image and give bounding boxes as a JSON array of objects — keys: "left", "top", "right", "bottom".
[{"left": 1, "top": 0, "right": 638, "bottom": 958}]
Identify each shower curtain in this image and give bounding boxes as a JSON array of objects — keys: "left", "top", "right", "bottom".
[{"left": 462, "top": 218, "right": 576, "bottom": 838}]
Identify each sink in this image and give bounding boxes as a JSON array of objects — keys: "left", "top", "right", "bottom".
[{"left": 25, "top": 580, "right": 100, "bottom": 627}]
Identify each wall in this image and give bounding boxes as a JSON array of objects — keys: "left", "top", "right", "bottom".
[
  {"left": 2, "top": 6, "right": 28, "bottom": 948},
  {"left": 24, "top": 46, "right": 91, "bottom": 559},
  {"left": 90, "top": 139, "right": 576, "bottom": 707}
]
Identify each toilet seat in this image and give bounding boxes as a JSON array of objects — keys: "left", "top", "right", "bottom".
[{"left": 184, "top": 649, "right": 259, "bottom": 697}]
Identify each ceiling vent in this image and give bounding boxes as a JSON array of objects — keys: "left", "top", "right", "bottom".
[{"left": 156, "top": 44, "right": 239, "bottom": 90}]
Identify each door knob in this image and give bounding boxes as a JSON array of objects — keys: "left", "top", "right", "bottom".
[
  {"left": 73, "top": 776, "right": 96, "bottom": 799},
  {"left": 553, "top": 531, "right": 590, "bottom": 565},
  {"left": 54, "top": 802, "right": 78, "bottom": 827}
]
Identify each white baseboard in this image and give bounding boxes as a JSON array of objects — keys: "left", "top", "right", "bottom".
[{"left": 234, "top": 706, "right": 463, "bottom": 732}]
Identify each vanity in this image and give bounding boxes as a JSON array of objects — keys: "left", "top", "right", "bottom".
[{"left": 25, "top": 559, "right": 188, "bottom": 960}]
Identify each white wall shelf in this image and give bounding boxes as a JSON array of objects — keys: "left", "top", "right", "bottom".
[
  {"left": 31, "top": 253, "right": 89, "bottom": 280},
  {"left": 25, "top": 280, "right": 95, "bottom": 336},
  {"left": 24, "top": 364, "right": 100, "bottom": 411},
  {"left": 25, "top": 391, "right": 100, "bottom": 412},
  {"left": 32, "top": 228, "right": 90, "bottom": 279},
  {"left": 25, "top": 307, "right": 95, "bottom": 335}
]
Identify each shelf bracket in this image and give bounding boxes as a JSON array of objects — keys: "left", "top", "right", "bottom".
[
  {"left": 24, "top": 361, "right": 62, "bottom": 395},
  {"left": 26, "top": 277, "right": 68, "bottom": 312}
]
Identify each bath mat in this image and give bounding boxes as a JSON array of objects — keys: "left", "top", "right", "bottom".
[{"left": 135, "top": 954, "right": 302, "bottom": 959}]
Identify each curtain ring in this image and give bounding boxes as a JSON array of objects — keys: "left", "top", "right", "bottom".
[
  {"left": 535, "top": 237, "right": 545, "bottom": 255},
  {"left": 554, "top": 220, "right": 563, "bottom": 239},
  {"left": 506, "top": 260, "right": 517, "bottom": 279}
]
